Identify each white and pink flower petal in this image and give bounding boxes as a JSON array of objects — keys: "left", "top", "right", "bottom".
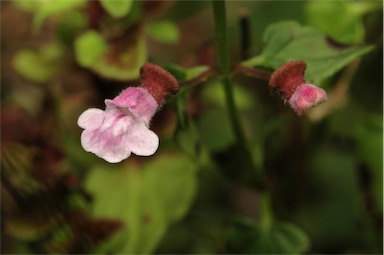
[
  {"left": 80, "top": 108, "right": 136, "bottom": 163},
  {"left": 128, "top": 121, "right": 159, "bottom": 156},
  {"left": 77, "top": 108, "right": 105, "bottom": 130},
  {"left": 112, "top": 87, "right": 158, "bottom": 125}
]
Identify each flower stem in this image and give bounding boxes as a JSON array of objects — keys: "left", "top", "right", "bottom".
[{"left": 212, "top": 0, "right": 246, "bottom": 145}]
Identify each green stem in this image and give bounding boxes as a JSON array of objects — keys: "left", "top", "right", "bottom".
[
  {"left": 212, "top": 0, "right": 246, "bottom": 145},
  {"left": 260, "top": 192, "right": 273, "bottom": 227},
  {"left": 212, "top": 1, "right": 230, "bottom": 73},
  {"left": 212, "top": 1, "right": 271, "bottom": 228}
]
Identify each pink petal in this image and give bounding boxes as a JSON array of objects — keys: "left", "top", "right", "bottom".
[
  {"left": 128, "top": 121, "right": 159, "bottom": 156},
  {"left": 77, "top": 108, "right": 104, "bottom": 130},
  {"left": 112, "top": 87, "right": 158, "bottom": 125},
  {"left": 80, "top": 109, "right": 134, "bottom": 163},
  {"left": 81, "top": 130, "right": 131, "bottom": 163},
  {"left": 288, "top": 83, "right": 327, "bottom": 115},
  {"left": 95, "top": 140, "right": 132, "bottom": 163}
]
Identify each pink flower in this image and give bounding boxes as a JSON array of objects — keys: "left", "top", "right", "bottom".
[
  {"left": 288, "top": 83, "right": 327, "bottom": 115},
  {"left": 78, "top": 63, "right": 179, "bottom": 163},
  {"left": 77, "top": 87, "right": 159, "bottom": 163},
  {"left": 269, "top": 60, "right": 327, "bottom": 115}
]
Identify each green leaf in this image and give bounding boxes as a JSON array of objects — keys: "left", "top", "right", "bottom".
[
  {"left": 33, "top": 0, "right": 85, "bottom": 30},
  {"left": 243, "top": 21, "right": 374, "bottom": 84},
  {"left": 92, "top": 35, "right": 146, "bottom": 80},
  {"left": 305, "top": 1, "right": 381, "bottom": 44},
  {"left": 100, "top": 0, "right": 133, "bottom": 18},
  {"left": 74, "top": 28, "right": 147, "bottom": 80},
  {"left": 12, "top": 43, "right": 64, "bottom": 83},
  {"left": 137, "top": 157, "right": 196, "bottom": 253},
  {"left": 165, "top": 65, "right": 209, "bottom": 81},
  {"left": 226, "top": 218, "right": 310, "bottom": 254},
  {"left": 74, "top": 31, "right": 108, "bottom": 68},
  {"left": 85, "top": 154, "right": 197, "bottom": 254},
  {"left": 144, "top": 157, "right": 197, "bottom": 222},
  {"left": 148, "top": 20, "right": 180, "bottom": 44}
]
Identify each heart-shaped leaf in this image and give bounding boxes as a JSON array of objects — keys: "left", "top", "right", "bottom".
[
  {"left": 100, "top": 0, "right": 133, "bottom": 18},
  {"left": 75, "top": 31, "right": 108, "bottom": 67},
  {"left": 12, "top": 43, "right": 64, "bottom": 83},
  {"left": 305, "top": 1, "right": 381, "bottom": 44},
  {"left": 243, "top": 21, "right": 374, "bottom": 84},
  {"left": 85, "top": 154, "right": 197, "bottom": 254},
  {"left": 74, "top": 28, "right": 147, "bottom": 80},
  {"left": 148, "top": 20, "right": 180, "bottom": 44}
]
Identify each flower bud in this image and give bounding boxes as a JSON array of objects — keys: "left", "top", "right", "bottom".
[{"left": 269, "top": 60, "right": 327, "bottom": 115}]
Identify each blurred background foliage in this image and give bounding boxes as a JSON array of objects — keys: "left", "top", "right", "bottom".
[{"left": 1, "top": 0, "right": 382, "bottom": 254}]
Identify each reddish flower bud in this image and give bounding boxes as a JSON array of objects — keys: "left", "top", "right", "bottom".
[
  {"left": 269, "top": 60, "right": 307, "bottom": 99},
  {"left": 269, "top": 60, "right": 327, "bottom": 115},
  {"left": 140, "top": 63, "right": 179, "bottom": 106}
]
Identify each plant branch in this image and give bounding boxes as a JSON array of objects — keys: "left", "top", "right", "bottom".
[
  {"left": 212, "top": 0, "right": 265, "bottom": 189},
  {"left": 179, "top": 68, "right": 217, "bottom": 88},
  {"left": 212, "top": 0, "right": 246, "bottom": 145},
  {"left": 239, "top": 8, "right": 251, "bottom": 60},
  {"left": 233, "top": 64, "right": 272, "bottom": 81}
]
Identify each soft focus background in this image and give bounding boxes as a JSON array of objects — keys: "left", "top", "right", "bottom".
[{"left": 1, "top": 0, "right": 383, "bottom": 254}]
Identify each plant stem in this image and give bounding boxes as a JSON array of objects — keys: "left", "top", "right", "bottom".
[
  {"left": 212, "top": 0, "right": 246, "bottom": 145},
  {"left": 239, "top": 8, "right": 251, "bottom": 60},
  {"left": 260, "top": 192, "right": 273, "bottom": 227},
  {"left": 212, "top": 0, "right": 266, "bottom": 189},
  {"left": 212, "top": 1, "right": 230, "bottom": 73},
  {"left": 233, "top": 64, "right": 271, "bottom": 81},
  {"left": 212, "top": 2, "right": 271, "bottom": 227}
]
